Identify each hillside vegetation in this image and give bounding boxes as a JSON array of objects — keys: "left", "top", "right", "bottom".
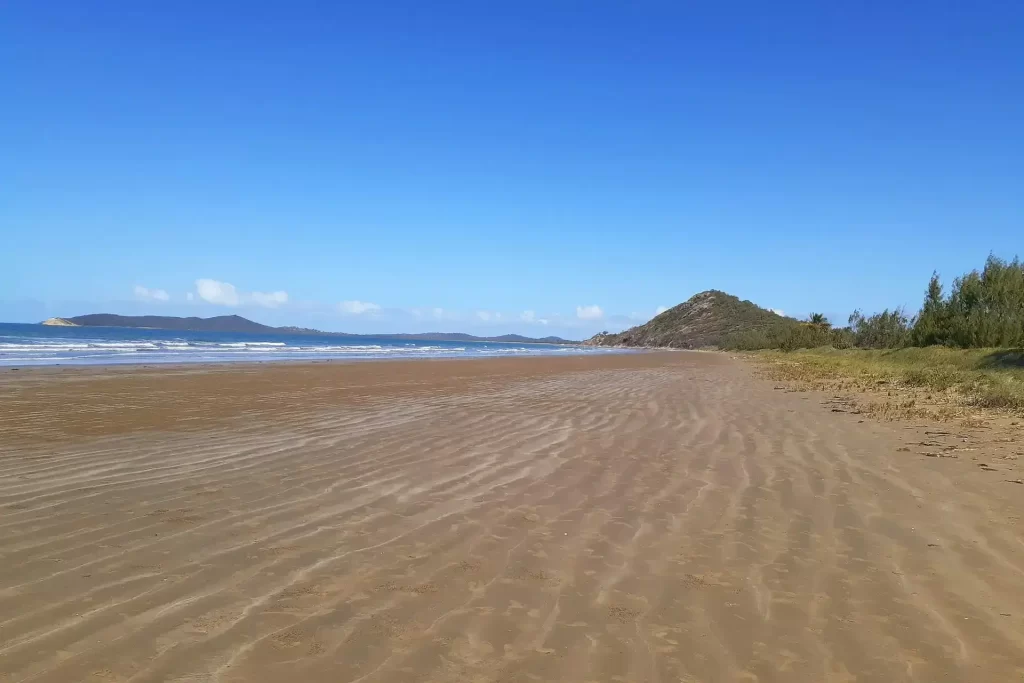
[
  {"left": 584, "top": 255, "right": 1023, "bottom": 415},
  {"left": 586, "top": 290, "right": 799, "bottom": 349},
  {"left": 749, "top": 254, "right": 1024, "bottom": 417},
  {"left": 726, "top": 254, "right": 1024, "bottom": 352}
]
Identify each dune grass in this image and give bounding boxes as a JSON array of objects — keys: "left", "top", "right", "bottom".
[{"left": 753, "top": 346, "right": 1024, "bottom": 416}]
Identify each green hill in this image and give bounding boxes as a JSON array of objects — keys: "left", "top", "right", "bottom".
[{"left": 585, "top": 290, "right": 799, "bottom": 349}]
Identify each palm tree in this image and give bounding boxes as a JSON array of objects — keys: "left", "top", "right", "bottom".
[{"left": 807, "top": 312, "right": 831, "bottom": 329}]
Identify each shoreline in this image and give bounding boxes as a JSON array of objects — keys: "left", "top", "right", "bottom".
[
  {"left": 0, "top": 346, "right": 615, "bottom": 371},
  {"left": 0, "top": 347, "right": 646, "bottom": 376},
  {"left": 0, "top": 321, "right": 597, "bottom": 368}
]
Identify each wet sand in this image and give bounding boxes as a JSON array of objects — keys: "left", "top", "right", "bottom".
[{"left": 1, "top": 353, "right": 1023, "bottom": 682}]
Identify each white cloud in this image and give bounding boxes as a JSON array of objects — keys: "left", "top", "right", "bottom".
[
  {"left": 194, "top": 278, "right": 289, "bottom": 308},
  {"left": 655, "top": 305, "right": 670, "bottom": 315},
  {"left": 134, "top": 285, "right": 170, "bottom": 302},
  {"left": 518, "top": 310, "right": 549, "bottom": 325},
  {"left": 250, "top": 290, "right": 289, "bottom": 308},
  {"left": 196, "top": 279, "right": 240, "bottom": 306},
  {"left": 338, "top": 300, "right": 381, "bottom": 315},
  {"left": 186, "top": 292, "right": 194, "bottom": 301},
  {"left": 408, "top": 306, "right": 459, "bottom": 321},
  {"left": 770, "top": 308, "right": 785, "bottom": 316},
  {"left": 476, "top": 310, "right": 493, "bottom": 321},
  {"left": 576, "top": 304, "right": 604, "bottom": 320}
]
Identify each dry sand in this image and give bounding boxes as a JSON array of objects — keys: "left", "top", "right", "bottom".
[{"left": 1, "top": 353, "right": 1023, "bottom": 682}]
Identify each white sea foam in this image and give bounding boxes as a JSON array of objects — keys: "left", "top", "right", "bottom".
[
  {"left": 219, "top": 342, "right": 287, "bottom": 347},
  {"left": 0, "top": 329, "right": 625, "bottom": 366}
]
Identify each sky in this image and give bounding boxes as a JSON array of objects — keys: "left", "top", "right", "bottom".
[{"left": 2, "top": 1, "right": 1022, "bottom": 338}]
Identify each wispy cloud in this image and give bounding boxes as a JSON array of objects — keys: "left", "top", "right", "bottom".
[
  {"left": 134, "top": 285, "right": 170, "bottom": 302},
  {"left": 194, "top": 278, "right": 289, "bottom": 308},
  {"left": 519, "top": 310, "right": 549, "bottom": 325},
  {"left": 605, "top": 313, "right": 641, "bottom": 330},
  {"left": 409, "top": 306, "right": 458, "bottom": 321},
  {"left": 576, "top": 304, "right": 604, "bottom": 320},
  {"left": 655, "top": 305, "right": 669, "bottom": 315},
  {"left": 338, "top": 300, "right": 381, "bottom": 315},
  {"left": 251, "top": 291, "right": 289, "bottom": 308},
  {"left": 770, "top": 308, "right": 785, "bottom": 316}
]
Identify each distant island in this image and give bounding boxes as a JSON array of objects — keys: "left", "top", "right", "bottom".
[{"left": 40, "top": 313, "right": 577, "bottom": 345}]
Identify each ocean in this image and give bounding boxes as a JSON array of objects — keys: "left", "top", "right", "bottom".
[{"left": 0, "top": 323, "right": 624, "bottom": 366}]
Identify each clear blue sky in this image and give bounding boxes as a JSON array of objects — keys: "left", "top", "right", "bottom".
[{"left": 3, "top": 1, "right": 1022, "bottom": 337}]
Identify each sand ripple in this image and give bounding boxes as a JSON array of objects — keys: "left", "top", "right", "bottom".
[{"left": 1, "top": 354, "right": 1023, "bottom": 682}]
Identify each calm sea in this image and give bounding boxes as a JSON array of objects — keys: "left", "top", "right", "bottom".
[{"left": 0, "top": 323, "right": 623, "bottom": 366}]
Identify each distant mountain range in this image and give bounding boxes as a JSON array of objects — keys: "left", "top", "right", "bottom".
[
  {"left": 41, "top": 314, "right": 576, "bottom": 345},
  {"left": 584, "top": 290, "right": 798, "bottom": 349}
]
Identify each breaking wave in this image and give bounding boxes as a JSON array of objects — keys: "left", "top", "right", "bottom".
[{"left": 0, "top": 328, "right": 624, "bottom": 366}]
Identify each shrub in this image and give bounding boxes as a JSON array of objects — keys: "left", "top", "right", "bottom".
[{"left": 849, "top": 308, "right": 912, "bottom": 349}]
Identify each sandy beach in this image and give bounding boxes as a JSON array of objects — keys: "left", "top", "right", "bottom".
[{"left": 1, "top": 352, "right": 1023, "bottom": 682}]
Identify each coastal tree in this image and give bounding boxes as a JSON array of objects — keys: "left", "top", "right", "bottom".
[
  {"left": 807, "top": 313, "right": 831, "bottom": 329},
  {"left": 849, "top": 308, "right": 912, "bottom": 349}
]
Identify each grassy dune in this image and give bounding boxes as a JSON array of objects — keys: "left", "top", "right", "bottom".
[{"left": 753, "top": 346, "right": 1024, "bottom": 417}]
